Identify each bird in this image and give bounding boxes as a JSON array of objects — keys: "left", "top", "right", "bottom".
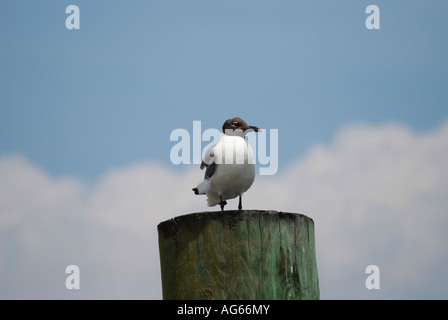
[{"left": 192, "top": 117, "right": 260, "bottom": 211}]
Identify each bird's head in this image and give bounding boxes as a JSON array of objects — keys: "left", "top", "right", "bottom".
[{"left": 222, "top": 117, "right": 260, "bottom": 137}]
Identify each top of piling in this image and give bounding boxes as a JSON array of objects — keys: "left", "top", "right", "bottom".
[{"left": 157, "top": 210, "right": 314, "bottom": 240}]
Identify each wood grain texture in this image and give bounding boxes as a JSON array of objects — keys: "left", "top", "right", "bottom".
[{"left": 158, "top": 210, "right": 319, "bottom": 300}]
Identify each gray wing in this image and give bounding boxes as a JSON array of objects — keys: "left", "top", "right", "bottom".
[
  {"left": 201, "top": 162, "right": 216, "bottom": 179},
  {"left": 200, "top": 145, "right": 217, "bottom": 180}
]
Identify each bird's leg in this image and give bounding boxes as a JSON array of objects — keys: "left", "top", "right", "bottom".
[
  {"left": 238, "top": 195, "right": 242, "bottom": 211},
  {"left": 219, "top": 195, "right": 226, "bottom": 211}
]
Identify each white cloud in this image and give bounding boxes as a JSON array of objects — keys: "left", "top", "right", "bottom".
[
  {"left": 0, "top": 155, "right": 83, "bottom": 229},
  {"left": 247, "top": 121, "right": 448, "bottom": 298},
  {"left": 1, "top": 121, "right": 448, "bottom": 299}
]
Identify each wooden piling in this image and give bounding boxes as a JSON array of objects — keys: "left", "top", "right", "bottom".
[{"left": 157, "top": 210, "right": 319, "bottom": 300}]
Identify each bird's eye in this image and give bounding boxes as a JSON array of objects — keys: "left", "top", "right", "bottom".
[{"left": 232, "top": 121, "right": 239, "bottom": 126}]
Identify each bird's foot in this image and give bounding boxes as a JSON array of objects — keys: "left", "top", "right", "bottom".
[
  {"left": 219, "top": 200, "right": 227, "bottom": 211},
  {"left": 219, "top": 195, "right": 227, "bottom": 211}
]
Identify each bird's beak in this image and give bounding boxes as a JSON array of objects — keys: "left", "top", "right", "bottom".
[{"left": 249, "top": 126, "right": 261, "bottom": 133}]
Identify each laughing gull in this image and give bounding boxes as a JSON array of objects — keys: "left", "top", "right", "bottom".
[{"left": 192, "top": 117, "right": 260, "bottom": 211}]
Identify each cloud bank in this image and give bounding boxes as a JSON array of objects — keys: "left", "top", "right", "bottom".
[{"left": 1, "top": 121, "right": 448, "bottom": 299}]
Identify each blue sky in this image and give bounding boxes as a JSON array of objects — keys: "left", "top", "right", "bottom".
[
  {"left": 1, "top": 0, "right": 447, "bottom": 179},
  {"left": 1, "top": 0, "right": 448, "bottom": 300}
]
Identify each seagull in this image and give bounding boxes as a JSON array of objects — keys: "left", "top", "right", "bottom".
[{"left": 192, "top": 117, "right": 260, "bottom": 211}]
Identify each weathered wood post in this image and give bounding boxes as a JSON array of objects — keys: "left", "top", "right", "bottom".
[{"left": 157, "top": 210, "right": 319, "bottom": 300}]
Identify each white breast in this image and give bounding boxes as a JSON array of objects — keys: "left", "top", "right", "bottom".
[{"left": 205, "top": 134, "right": 256, "bottom": 206}]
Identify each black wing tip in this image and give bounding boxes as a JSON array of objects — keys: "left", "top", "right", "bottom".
[
  {"left": 204, "top": 162, "right": 217, "bottom": 180},
  {"left": 192, "top": 188, "right": 199, "bottom": 195}
]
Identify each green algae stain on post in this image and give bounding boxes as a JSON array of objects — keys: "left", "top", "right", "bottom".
[{"left": 157, "top": 210, "right": 319, "bottom": 300}]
